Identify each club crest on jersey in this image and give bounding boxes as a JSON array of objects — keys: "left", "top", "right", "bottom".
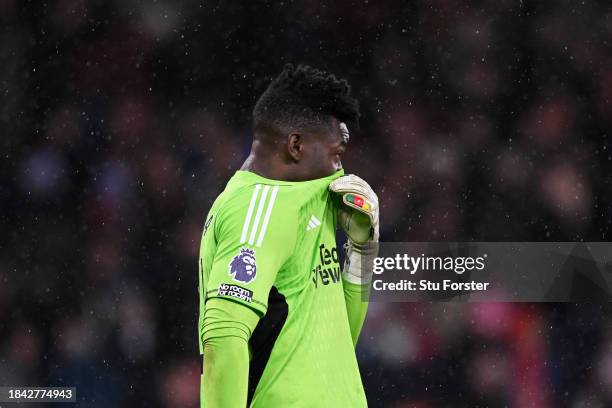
[{"left": 229, "top": 247, "right": 257, "bottom": 284}]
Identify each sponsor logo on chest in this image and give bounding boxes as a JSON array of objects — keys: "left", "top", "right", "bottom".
[{"left": 312, "top": 243, "right": 341, "bottom": 288}]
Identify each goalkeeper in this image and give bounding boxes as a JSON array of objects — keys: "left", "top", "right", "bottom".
[{"left": 198, "top": 64, "right": 379, "bottom": 407}]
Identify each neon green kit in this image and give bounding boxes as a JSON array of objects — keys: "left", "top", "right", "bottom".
[{"left": 198, "top": 169, "right": 368, "bottom": 407}]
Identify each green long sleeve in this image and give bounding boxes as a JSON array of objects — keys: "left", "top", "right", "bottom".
[
  {"left": 342, "top": 279, "right": 371, "bottom": 347},
  {"left": 201, "top": 297, "right": 260, "bottom": 408}
]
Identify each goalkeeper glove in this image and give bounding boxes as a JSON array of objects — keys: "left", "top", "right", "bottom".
[{"left": 329, "top": 174, "right": 379, "bottom": 284}]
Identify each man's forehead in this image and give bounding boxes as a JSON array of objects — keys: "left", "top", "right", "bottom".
[{"left": 339, "top": 122, "right": 350, "bottom": 143}]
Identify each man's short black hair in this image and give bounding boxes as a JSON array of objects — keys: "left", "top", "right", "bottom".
[{"left": 252, "top": 64, "right": 360, "bottom": 136}]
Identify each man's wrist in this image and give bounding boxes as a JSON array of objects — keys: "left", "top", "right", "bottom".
[{"left": 342, "top": 241, "right": 378, "bottom": 285}]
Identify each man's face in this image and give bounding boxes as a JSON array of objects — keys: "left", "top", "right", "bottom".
[{"left": 299, "top": 118, "right": 350, "bottom": 179}]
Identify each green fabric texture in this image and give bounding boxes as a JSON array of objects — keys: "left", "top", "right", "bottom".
[
  {"left": 198, "top": 169, "right": 368, "bottom": 407},
  {"left": 342, "top": 280, "right": 371, "bottom": 347},
  {"left": 201, "top": 297, "right": 259, "bottom": 408}
]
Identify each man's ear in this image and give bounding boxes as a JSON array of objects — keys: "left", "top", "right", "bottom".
[{"left": 287, "top": 133, "right": 303, "bottom": 162}]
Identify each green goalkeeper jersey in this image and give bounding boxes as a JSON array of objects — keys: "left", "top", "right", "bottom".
[{"left": 198, "top": 169, "right": 367, "bottom": 407}]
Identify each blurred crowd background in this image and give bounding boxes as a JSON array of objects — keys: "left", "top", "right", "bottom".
[{"left": 2, "top": 0, "right": 612, "bottom": 407}]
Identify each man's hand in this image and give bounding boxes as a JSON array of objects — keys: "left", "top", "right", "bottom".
[
  {"left": 329, "top": 175, "right": 379, "bottom": 284},
  {"left": 329, "top": 174, "right": 379, "bottom": 244}
]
